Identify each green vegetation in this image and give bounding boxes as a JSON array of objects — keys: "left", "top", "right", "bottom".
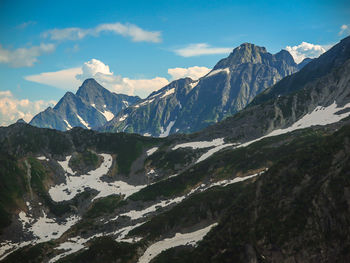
[
  {"left": 146, "top": 148, "right": 198, "bottom": 172},
  {"left": 130, "top": 128, "right": 325, "bottom": 202},
  {"left": 0, "top": 154, "right": 27, "bottom": 232},
  {"left": 84, "top": 195, "right": 124, "bottom": 219},
  {"left": 28, "top": 157, "right": 72, "bottom": 216},
  {"left": 129, "top": 182, "right": 245, "bottom": 240},
  {"left": 58, "top": 237, "right": 138, "bottom": 263},
  {"left": 2, "top": 241, "right": 56, "bottom": 263},
  {"left": 151, "top": 246, "right": 194, "bottom": 263},
  {"left": 69, "top": 150, "right": 100, "bottom": 172}
]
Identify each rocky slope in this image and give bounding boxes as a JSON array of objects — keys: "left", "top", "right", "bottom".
[
  {"left": 29, "top": 79, "right": 140, "bottom": 131},
  {"left": 103, "top": 43, "right": 304, "bottom": 136}
]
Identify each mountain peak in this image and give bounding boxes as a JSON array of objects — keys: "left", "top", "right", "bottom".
[
  {"left": 16, "top": 118, "right": 27, "bottom": 124},
  {"left": 238, "top": 42, "right": 267, "bottom": 53},
  {"left": 82, "top": 78, "right": 99, "bottom": 85},
  {"left": 213, "top": 43, "right": 272, "bottom": 69},
  {"left": 77, "top": 78, "right": 104, "bottom": 95}
]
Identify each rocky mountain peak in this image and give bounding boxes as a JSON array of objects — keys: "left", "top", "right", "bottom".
[
  {"left": 213, "top": 43, "right": 281, "bottom": 69},
  {"left": 76, "top": 78, "right": 104, "bottom": 97}
]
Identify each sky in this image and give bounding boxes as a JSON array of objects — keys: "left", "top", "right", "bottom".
[{"left": 0, "top": 0, "right": 349, "bottom": 125}]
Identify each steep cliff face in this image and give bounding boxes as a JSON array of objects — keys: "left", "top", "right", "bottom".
[
  {"left": 29, "top": 79, "right": 140, "bottom": 131},
  {"left": 198, "top": 37, "right": 350, "bottom": 142},
  {"left": 104, "top": 43, "right": 300, "bottom": 136}
]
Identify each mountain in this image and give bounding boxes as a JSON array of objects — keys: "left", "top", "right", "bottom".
[
  {"left": 103, "top": 43, "right": 304, "bottom": 136},
  {"left": 29, "top": 79, "right": 140, "bottom": 131},
  {"left": 1, "top": 37, "right": 350, "bottom": 263},
  {"left": 198, "top": 36, "right": 350, "bottom": 142}
]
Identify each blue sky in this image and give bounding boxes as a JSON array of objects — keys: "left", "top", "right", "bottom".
[{"left": 0, "top": 0, "right": 349, "bottom": 125}]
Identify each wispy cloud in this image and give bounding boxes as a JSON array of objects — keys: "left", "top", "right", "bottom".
[
  {"left": 42, "top": 22, "right": 162, "bottom": 43},
  {"left": 0, "top": 90, "right": 55, "bottom": 126},
  {"left": 25, "top": 67, "right": 82, "bottom": 91},
  {"left": 25, "top": 59, "right": 169, "bottom": 98},
  {"left": 16, "top": 21, "right": 36, "bottom": 30},
  {"left": 174, "top": 43, "right": 232, "bottom": 57},
  {"left": 0, "top": 43, "right": 55, "bottom": 67},
  {"left": 168, "top": 66, "right": 211, "bottom": 80},
  {"left": 285, "top": 42, "right": 331, "bottom": 63},
  {"left": 339, "top": 24, "right": 350, "bottom": 36},
  {"left": 25, "top": 60, "right": 214, "bottom": 98}
]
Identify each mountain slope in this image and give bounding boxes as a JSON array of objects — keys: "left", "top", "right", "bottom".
[
  {"left": 30, "top": 79, "right": 140, "bottom": 131},
  {"left": 103, "top": 43, "right": 302, "bottom": 136}
]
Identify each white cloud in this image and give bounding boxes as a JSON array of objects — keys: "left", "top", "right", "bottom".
[
  {"left": 25, "top": 59, "right": 214, "bottom": 99},
  {"left": 285, "top": 42, "right": 329, "bottom": 63},
  {"left": 26, "top": 59, "right": 169, "bottom": 98},
  {"left": 118, "top": 77, "right": 169, "bottom": 98},
  {"left": 25, "top": 67, "right": 82, "bottom": 91},
  {"left": 76, "top": 59, "right": 169, "bottom": 98},
  {"left": 17, "top": 21, "right": 36, "bottom": 30},
  {"left": 339, "top": 24, "right": 350, "bottom": 36},
  {"left": 168, "top": 66, "right": 211, "bottom": 80},
  {"left": 174, "top": 43, "right": 232, "bottom": 57},
  {"left": 43, "top": 22, "right": 161, "bottom": 43},
  {"left": 0, "top": 91, "right": 56, "bottom": 126},
  {"left": 0, "top": 43, "right": 55, "bottom": 67}
]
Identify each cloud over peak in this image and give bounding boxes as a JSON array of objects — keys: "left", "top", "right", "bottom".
[
  {"left": 43, "top": 22, "right": 162, "bottom": 43},
  {"left": 168, "top": 66, "right": 210, "bottom": 80},
  {"left": 285, "top": 42, "right": 329, "bottom": 63}
]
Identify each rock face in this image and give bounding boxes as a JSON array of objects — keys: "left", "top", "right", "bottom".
[
  {"left": 196, "top": 36, "right": 350, "bottom": 142},
  {"left": 29, "top": 79, "right": 140, "bottom": 131},
  {"left": 104, "top": 43, "right": 302, "bottom": 136}
]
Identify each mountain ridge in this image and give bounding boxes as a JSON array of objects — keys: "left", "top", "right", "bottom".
[
  {"left": 29, "top": 79, "right": 140, "bottom": 131},
  {"left": 104, "top": 43, "right": 305, "bottom": 136}
]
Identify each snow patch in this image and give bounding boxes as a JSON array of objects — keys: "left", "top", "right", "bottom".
[
  {"left": 239, "top": 101, "right": 350, "bottom": 148},
  {"left": 189, "top": 81, "right": 199, "bottom": 90},
  {"left": 196, "top": 143, "right": 235, "bottom": 163},
  {"left": 172, "top": 138, "right": 225, "bottom": 150},
  {"left": 36, "top": 156, "right": 49, "bottom": 161},
  {"left": 146, "top": 147, "right": 158, "bottom": 156},
  {"left": 57, "top": 155, "right": 75, "bottom": 175},
  {"left": 49, "top": 154, "right": 146, "bottom": 202},
  {"left": 135, "top": 98, "right": 155, "bottom": 108},
  {"left": 206, "top": 68, "right": 230, "bottom": 78},
  {"left": 138, "top": 223, "right": 217, "bottom": 263},
  {"left": 118, "top": 114, "right": 129, "bottom": 122},
  {"left": 160, "top": 88, "right": 175, "bottom": 99},
  {"left": 159, "top": 121, "right": 175, "bottom": 137},
  {"left": 100, "top": 110, "right": 114, "bottom": 121},
  {"left": 76, "top": 114, "right": 91, "bottom": 129},
  {"left": 63, "top": 119, "right": 72, "bottom": 130}
]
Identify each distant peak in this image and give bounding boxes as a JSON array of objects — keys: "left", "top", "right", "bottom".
[
  {"left": 236, "top": 43, "right": 267, "bottom": 53},
  {"left": 76, "top": 78, "right": 105, "bottom": 96},
  {"left": 82, "top": 78, "right": 98, "bottom": 85},
  {"left": 213, "top": 43, "right": 269, "bottom": 69},
  {"left": 16, "top": 118, "right": 27, "bottom": 124}
]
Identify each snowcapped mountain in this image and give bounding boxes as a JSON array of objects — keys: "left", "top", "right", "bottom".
[
  {"left": 29, "top": 79, "right": 140, "bottom": 131},
  {"left": 103, "top": 43, "right": 308, "bottom": 136}
]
